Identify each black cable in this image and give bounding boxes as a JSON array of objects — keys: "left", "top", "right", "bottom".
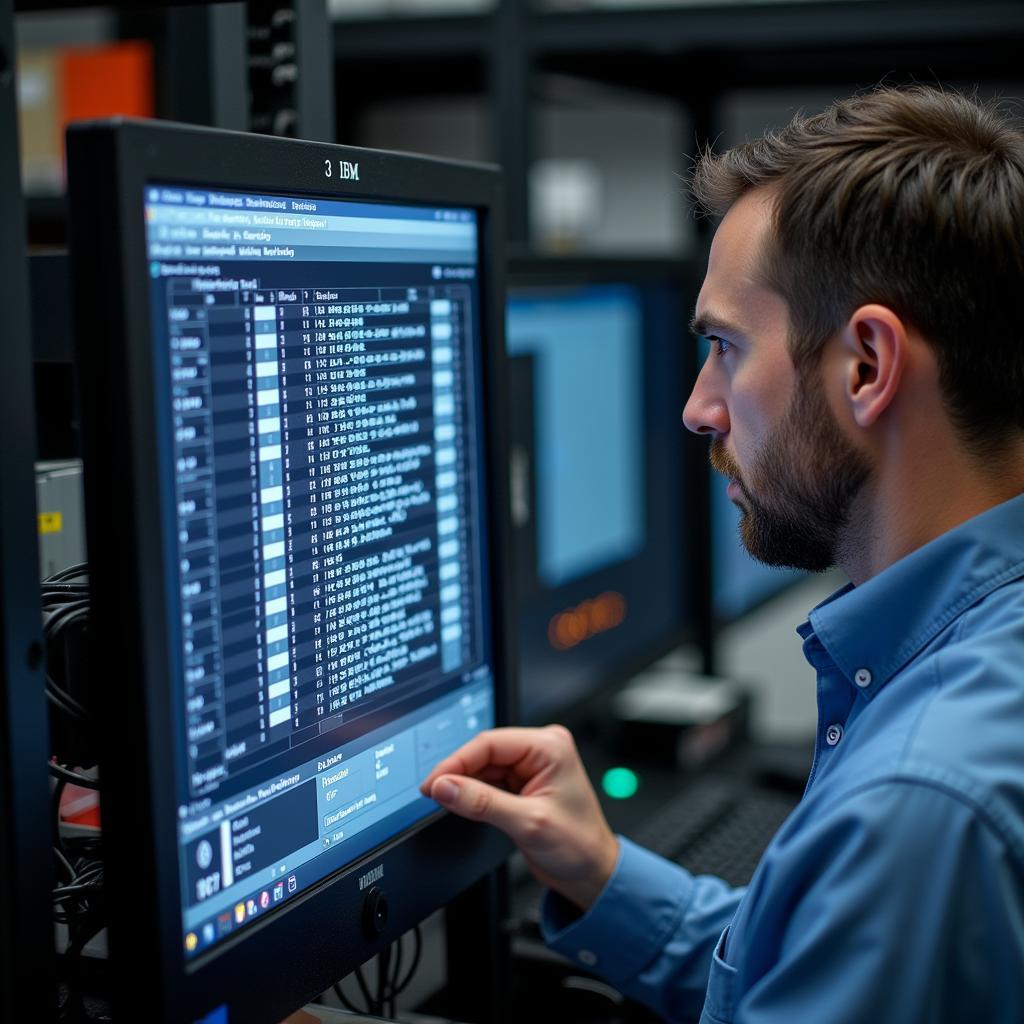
[
  {"left": 69, "top": 864, "right": 103, "bottom": 886},
  {"left": 387, "top": 931, "right": 404, "bottom": 1017},
  {"left": 43, "top": 598, "right": 91, "bottom": 634},
  {"left": 60, "top": 905, "right": 105, "bottom": 1024},
  {"left": 46, "top": 686, "right": 90, "bottom": 724},
  {"left": 49, "top": 762, "right": 100, "bottom": 789},
  {"left": 332, "top": 981, "right": 364, "bottom": 1015},
  {"left": 54, "top": 847, "right": 75, "bottom": 883},
  {"left": 53, "top": 883, "right": 103, "bottom": 902},
  {"left": 47, "top": 562, "right": 88, "bottom": 583},
  {"left": 46, "top": 670, "right": 91, "bottom": 715},
  {"left": 354, "top": 963, "right": 375, "bottom": 1015},
  {"left": 64, "top": 836, "right": 103, "bottom": 861},
  {"left": 391, "top": 932, "right": 404, "bottom": 986},
  {"left": 391, "top": 925, "right": 423, "bottom": 999},
  {"left": 43, "top": 601, "right": 90, "bottom": 624},
  {"left": 376, "top": 943, "right": 391, "bottom": 1016},
  {"left": 41, "top": 586, "right": 93, "bottom": 730},
  {"left": 333, "top": 943, "right": 399, "bottom": 1017},
  {"left": 41, "top": 566, "right": 103, "bottom": 1023},
  {"left": 41, "top": 584, "right": 90, "bottom": 601},
  {"left": 42, "top": 569, "right": 89, "bottom": 585},
  {"left": 44, "top": 611, "right": 91, "bottom": 644}
]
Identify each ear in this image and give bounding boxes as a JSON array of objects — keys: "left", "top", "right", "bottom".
[{"left": 840, "top": 304, "right": 907, "bottom": 428}]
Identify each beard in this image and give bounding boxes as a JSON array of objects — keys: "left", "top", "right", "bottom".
[{"left": 709, "top": 367, "right": 872, "bottom": 572}]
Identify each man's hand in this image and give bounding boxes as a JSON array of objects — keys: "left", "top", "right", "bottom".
[{"left": 420, "top": 725, "right": 619, "bottom": 912}]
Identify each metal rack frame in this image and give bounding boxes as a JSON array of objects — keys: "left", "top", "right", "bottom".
[
  {"left": 1, "top": 0, "right": 54, "bottom": 1017},
  {"left": 332, "top": 0, "right": 1024, "bottom": 245}
]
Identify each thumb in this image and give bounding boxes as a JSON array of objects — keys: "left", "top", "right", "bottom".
[{"left": 429, "top": 774, "right": 527, "bottom": 839}]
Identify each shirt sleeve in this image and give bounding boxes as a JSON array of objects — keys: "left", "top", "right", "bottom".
[
  {"left": 540, "top": 836, "right": 745, "bottom": 1021},
  {"left": 733, "top": 777, "right": 1024, "bottom": 1024}
]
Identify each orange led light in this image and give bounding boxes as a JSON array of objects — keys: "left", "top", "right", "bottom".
[{"left": 548, "top": 591, "right": 628, "bottom": 651}]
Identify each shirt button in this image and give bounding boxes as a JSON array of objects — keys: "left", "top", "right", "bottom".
[
  {"left": 854, "top": 668, "right": 872, "bottom": 688},
  {"left": 826, "top": 723, "right": 843, "bottom": 746},
  {"left": 578, "top": 949, "right": 598, "bottom": 967}
]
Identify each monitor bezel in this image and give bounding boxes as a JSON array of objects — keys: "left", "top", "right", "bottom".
[
  {"left": 67, "top": 118, "right": 516, "bottom": 1023},
  {"left": 505, "top": 254, "right": 712, "bottom": 725}
]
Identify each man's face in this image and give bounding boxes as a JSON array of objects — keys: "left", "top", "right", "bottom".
[{"left": 683, "top": 190, "right": 872, "bottom": 572}]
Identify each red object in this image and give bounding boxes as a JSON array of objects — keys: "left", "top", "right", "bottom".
[
  {"left": 59, "top": 779, "right": 101, "bottom": 828},
  {"left": 60, "top": 41, "right": 154, "bottom": 125}
]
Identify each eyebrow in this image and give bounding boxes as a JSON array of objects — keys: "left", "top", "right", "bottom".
[{"left": 689, "top": 311, "right": 746, "bottom": 340}]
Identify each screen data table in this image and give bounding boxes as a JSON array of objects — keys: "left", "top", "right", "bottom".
[{"left": 170, "top": 281, "right": 479, "bottom": 794}]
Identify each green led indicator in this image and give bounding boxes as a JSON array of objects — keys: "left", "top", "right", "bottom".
[{"left": 602, "top": 767, "right": 639, "bottom": 800}]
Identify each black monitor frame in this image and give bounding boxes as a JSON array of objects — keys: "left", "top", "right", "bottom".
[
  {"left": 505, "top": 255, "right": 713, "bottom": 724},
  {"left": 67, "top": 118, "right": 516, "bottom": 1024}
]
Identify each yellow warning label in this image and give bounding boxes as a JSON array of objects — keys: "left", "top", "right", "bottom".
[{"left": 38, "top": 512, "right": 63, "bottom": 535}]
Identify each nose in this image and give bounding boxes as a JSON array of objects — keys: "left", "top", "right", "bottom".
[{"left": 682, "top": 362, "right": 730, "bottom": 436}]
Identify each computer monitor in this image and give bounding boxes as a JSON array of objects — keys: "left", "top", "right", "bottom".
[
  {"left": 66, "top": 119, "right": 515, "bottom": 1023},
  {"left": 506, "top": 258, "right": 707, "bottom": 724}
]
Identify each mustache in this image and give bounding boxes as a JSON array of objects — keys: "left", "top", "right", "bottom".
[{"left": 709, "top": 438, "right": 742, "bottom": 482}]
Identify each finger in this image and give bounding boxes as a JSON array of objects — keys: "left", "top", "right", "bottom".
[
  {"left": 428, "top": 773, "right": 534, "bottom": 840},
  {"left": 419, "top": 727, "right": 553, "bottom": 794}
]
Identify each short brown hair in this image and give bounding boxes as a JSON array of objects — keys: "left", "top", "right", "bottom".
[{"left": 691, "top": 85, "right": 1024, "bottom": 457}]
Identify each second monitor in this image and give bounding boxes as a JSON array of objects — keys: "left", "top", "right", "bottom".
[{"left": 506, "top": 257, "right": 706, "bottom": 724}]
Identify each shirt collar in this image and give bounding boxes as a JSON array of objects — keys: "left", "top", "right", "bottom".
[{"left": 798, "top": 492, "right": 1024, "bottom": 699}]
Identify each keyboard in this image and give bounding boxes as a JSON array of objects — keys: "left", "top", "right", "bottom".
[{"left": 628, "top": 776, "right": 800, "bottom": 888}]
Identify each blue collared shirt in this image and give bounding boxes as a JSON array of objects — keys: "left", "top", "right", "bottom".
[{"left": 542, "top": 493, "right": 1024, "bottom": 1023}]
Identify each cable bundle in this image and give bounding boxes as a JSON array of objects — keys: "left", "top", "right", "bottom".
[
  {"left": 42, "top": 562, "right": 106, "bottom": 1022},
  {"left": 42, "top": 561, "right": 95, "bottom": 765},
  {"left": 333, "top": 924, "right": 423, "bottom": 1019}
]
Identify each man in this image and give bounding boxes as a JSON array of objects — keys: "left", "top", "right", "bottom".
[{"left": 421, "top": 86, "right": 1024, "bottom": 1023}]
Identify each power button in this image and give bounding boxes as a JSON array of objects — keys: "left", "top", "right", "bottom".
[{"left": 362, "top": 886, "right": 389, "bottom": 938}]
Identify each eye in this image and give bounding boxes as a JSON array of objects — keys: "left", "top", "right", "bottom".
[{"left": 707, "top": 335, "right": 732, "bottom": 357}]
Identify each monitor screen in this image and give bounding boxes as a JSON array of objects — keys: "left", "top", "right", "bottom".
[
  {"left": 143, "top": 183, "right": 497, "bottom": 958},
  {"left": 507, "top": 286, "right": 645, "bottom": 589},
  {"left": 506, "top": 264, "right": 697, "bottom": 723}
]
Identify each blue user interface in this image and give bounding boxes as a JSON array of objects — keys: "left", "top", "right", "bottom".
[
  {"left": 143, "top": 184, "right": 495, "bottom": 958},
  {"left": 506, "top": 286, "right": 645, "bottom": 587}
]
